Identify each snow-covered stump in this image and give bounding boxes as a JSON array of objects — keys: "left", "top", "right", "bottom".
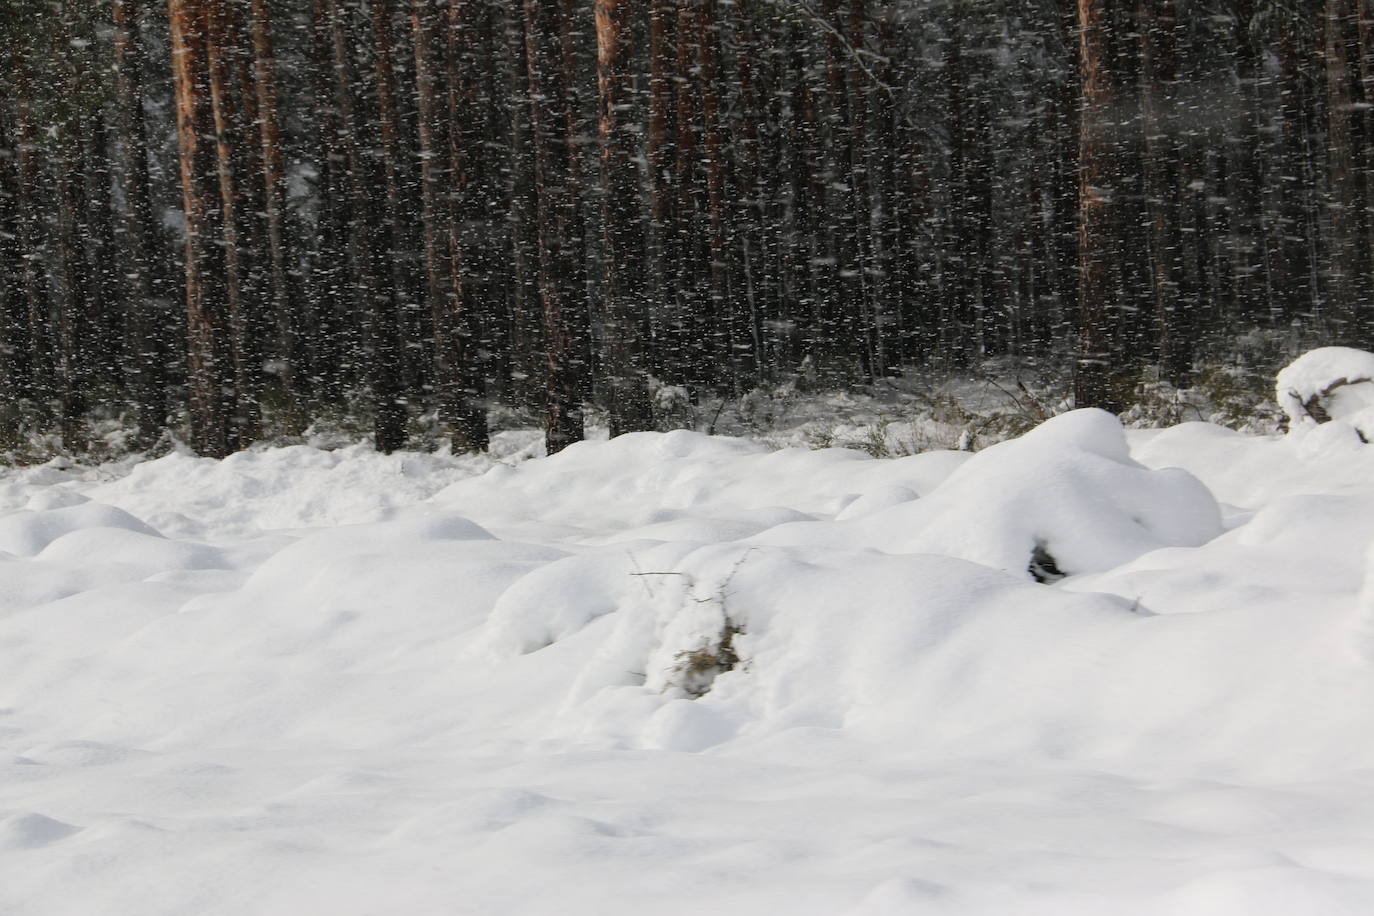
[{"left": 1276, "top": 346, "right": 1374, "bottom": 443}]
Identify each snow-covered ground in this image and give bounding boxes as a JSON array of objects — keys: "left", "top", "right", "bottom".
[{"left": 5, "top": 358, "right": 1374, "bottom": 914}]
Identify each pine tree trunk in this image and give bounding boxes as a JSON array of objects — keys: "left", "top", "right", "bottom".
[
  {"left": 369, "top": 0, "right": 409, "bottom": 453},
  {"left": 596, "top": 0, "right": 654, "bottom": 435},
  {"left": 248, "top": 0, "right": 304, "bottom": 400},
  {"left": 1228, "top": 0, "right": 1269, "bottom": 326},
  {"left": 439, "top": 0, "right": 492, "bottom": 451},
  {"left": 308, "top": 0, "right": 348, "bottom": 400},
  {"left": 170, "top": 0, "right": 234, "bottom": 456},
  {"left": 1325, "top": 0, "right": 1361, "bottom": 335},
  {"left": 324, "top": 0, "right": 400, "bottom": 449},
  {"left": 821, "top": 0, "right": 859, "bottom": 376},
  {"left": 113, "top": 0, "right": 168, "bottom": 444},
  {"left": 12, "top": 53, "right": 53, "bottom": 405},
  {"left": 0, "top": 103, "right": 31, "bottom": 408},
  {"left": 524, "top": 0, "right": 586, "bottom": 454},
  {"left": 848, "top": 0, "right": 883, "bottom": 378},
  {"left": 674, "top": 0, "right": 713, "bottom": 390},
  {"left": 82, "top": 116, "right": 123, "bottom": 392},
  {"left": 1075, "top": 0, "right": 1122, "bottom": 411},
  {"left": 941, "top": 23, "right": 976, "bottom": 367},
  {"left": 733, "top": 8, "right": 768, "bottom": 376},
  {"left": 412, "top": 0, "right": 452, "bottom": 414},
  {"left": 1356, "top": 0, "right": 1374, "bottom": 340},
  {"left": 205, "top": 0, "right": 258, "bottom": 446},
  {"left": 646, "top": 0, "right": 675, "bottom": 382},
  {"left": 697, "top": 0, "right": 732, "bottom": 390},
  {"left": 1140, "top": 0, "right": 1192, "bottom": 383},
  {"left": 54, "top": 129, "right": 88, "bottom": 449},
  {"left": 502, "top": 0, "right": 543, "bottom": 409}
]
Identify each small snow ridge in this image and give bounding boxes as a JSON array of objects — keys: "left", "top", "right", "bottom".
[
  {"left": 0, "top": 503, "right": 159, "bottom": 557},
  {"left": 0, "top": 813, "right": 81, "bottom": 849}
]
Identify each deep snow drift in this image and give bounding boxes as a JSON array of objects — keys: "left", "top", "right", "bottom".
[{"left": 4, "top": 374, "right": 1374, "bottom": 913}]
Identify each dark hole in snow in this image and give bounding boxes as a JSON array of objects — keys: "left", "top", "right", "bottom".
[{"left": 1028, "top": 541, "right": 1066, "bottom": 584}]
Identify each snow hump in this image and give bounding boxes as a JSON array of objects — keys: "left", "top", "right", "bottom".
[
  {"left": 1276, "top": 346, "right": 1374, "bottom": 437},
  {"left": 893, "top": 408, "right": 1223, "bottom": 578}
]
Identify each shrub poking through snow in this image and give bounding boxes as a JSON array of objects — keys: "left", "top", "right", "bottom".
[
  {"left": 1276, "top": 347, "right": 1374, "bottom": 441},
  {"left": 671, "top": 621, "right": 743, "bottom": 698}
]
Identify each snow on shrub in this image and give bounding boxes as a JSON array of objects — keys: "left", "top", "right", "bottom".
[
  {"left": 1276, "top": 346, "right": 1374, "bottom": 441},
  {"left": 551, "top": 540, "right": 1358, "bottom": 768},
  {"left": 897, "top": 408, "right": 1223, "bottom": 578},
  {"left": 758, "top": 408, "right": 1222, "bottom": 580}
]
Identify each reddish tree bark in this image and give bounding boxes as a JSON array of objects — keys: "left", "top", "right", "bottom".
[
  {"left": 596, "top": 0, "right": 654, "bottom": 435},
  {"left": 169, "top": 0, "right": 235, "bottom": 456}
]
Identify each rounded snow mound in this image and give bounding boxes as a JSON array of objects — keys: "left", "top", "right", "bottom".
[
  {"left": 0, "top": 503, "right": 160, "bottom": 557},
  {"left": 902, "top": 408, "right": 1223, "bottom": 577},
  {"left": 540, "top": 540, "right": 1373, "bottom": 774},
  {"left": 758, "top": 409, "right": 1222, "bottom": 580},
  {"left": 1276, "top": 346, "right": 1374, "bottom": 439}
]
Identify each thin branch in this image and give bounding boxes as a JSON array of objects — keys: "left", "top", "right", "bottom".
[{"left": 765, "top": 0, "right": 896, "bottom": 96}]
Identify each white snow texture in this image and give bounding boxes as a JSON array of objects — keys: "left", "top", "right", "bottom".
[{"left": 4, "top": 352, "right": 1374, "bottom": 914}]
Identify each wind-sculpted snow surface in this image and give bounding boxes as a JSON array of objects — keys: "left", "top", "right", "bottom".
[{"left": 4, "top": 404, "right": 1374, "bottom": 914}]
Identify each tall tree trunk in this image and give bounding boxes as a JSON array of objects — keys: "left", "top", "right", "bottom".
[
  {"left": 170, "top": 0, "right": 235, "bottom": 456},
  {"left": 1140, "top": 0, "right": 1192, "bottom": 382},
  {"left": 113, "top": 0, "right": 168, "bottom": 444},
  {"left": 1075, "top": 0, "right": 1123, "bottom": 411},
  {"left": 820, "top": 0, "right": 861, "bottom": 376},
  {"left": 501, "top": 0, "right": 544, "bottom": 409},
  {"left": 697, "top": 0, "right": 733, "bottom": 390},
  {"left": 524, "top": 0, "right": 586, "bottom": 454},
  {"left": 441, "top": 0, "right": 492, "bottom": 450},
  {"left": 1357, "top": 0, "right": 1374, "bottom": 340},
  {"left": 248, "top": 0, "right": 304, "bottom": 400},
  {"left": 53, "top": 125, "right": 88, "bottom": 448},
  {"left": 674, "top": 0, "right": 706, "bottom": 389},
  {"left": 733, "top": 7, "right": 768, "bottom": 376},
  {"left": 596, "top": 0, "right": 654, "bottom": 435},
  {"left": 1325, "top": 0, "right": 1361, "bottom": 335},
  {"left": 369, "top": 0, "right": 409, "bottom": 452},
  {"left": 941, "top": 22, "right": 977, "bottom": 368},
  {"left": 0, "top": 102, "right": 31, "bottom": 409},
  {"left": 1228, "top": 0, "right": 1269, "bottom": 326},
  {"left": 82, "top": 116, "right": 123, "bottom": 392},
  {"left": 12, "top": 52, "right": 53, "bottom": 406},
  {"left": 307, "top": 0, "right": 349, "bottom": 400},
  {"left": 848, "top": 0, "right": 883, "bottom": 377},
  {"left": 205, "top": 0, "right": 258, "bottom": 446},
  {"left": 324, "top": 0, "right": 400, "bottom": 449},
  {"left": 646, "top": 0, "right": 675, "bottom": 381},
  {"left": 412, "top": 0, "right": 452, "bottom": 417}
]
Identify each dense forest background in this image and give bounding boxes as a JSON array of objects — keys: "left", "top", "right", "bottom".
[{"left": 0, "top": 0, "right": 1370, "bottom": 458}]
